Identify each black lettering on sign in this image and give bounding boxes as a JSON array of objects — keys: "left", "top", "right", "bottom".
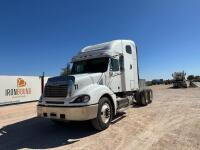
[
  {"left": 13, "top": 89, "right": 17, "bottom": 95},
  {"left": 10, "top": 89, "right": 13, "bottom": 95},
  {"left": 5, "top": 89, "right": 9, "bottom": 96}
]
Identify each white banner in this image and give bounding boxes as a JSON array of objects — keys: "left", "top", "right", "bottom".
[{"left": 0, "top": 76, "right": 48, "bottom": 105}]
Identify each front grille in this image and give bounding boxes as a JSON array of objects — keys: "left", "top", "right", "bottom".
[{"left": 44, "top": 85, "right": 67, "bottom": 97}]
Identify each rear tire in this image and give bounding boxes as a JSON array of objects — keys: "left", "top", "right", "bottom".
[
  {"left": 135, "top": 90, "right": 148, "bottom": 106},
  {"left": 147, "top": 89, "right": 153, "bottom": 103},
  {"left": 91, "top": 97, "right": 113, "bottom": 131},
  {"left": 140, "top": 90, "right": 148, "bottom": 106},
  {"left": 135, "top": 91, "right": 140, "bottom": 104}
]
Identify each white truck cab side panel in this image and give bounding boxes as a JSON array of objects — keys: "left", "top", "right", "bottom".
[{"left": 121, "top": 40, "right": 139, "bottom": 91}]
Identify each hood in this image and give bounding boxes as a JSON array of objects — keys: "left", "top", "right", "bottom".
[
  {"left": 46, "top": 73, "right": 102, "bottom": 86},
  {"left": 46, "top": 76, "right": 75, "bottom": 86},
  {"left": 72, "top": 73, "right": 102, "bottom": 84},
  {"left": 44, "top": 73, "right": 102, "bottom": 98}
]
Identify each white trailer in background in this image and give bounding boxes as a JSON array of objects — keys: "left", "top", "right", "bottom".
[
  {"left": 37, "top": 40, "right": 153, "bottom": 131},
  {"left": 0, "top": 76, "right": 48, "bottom": 105}
]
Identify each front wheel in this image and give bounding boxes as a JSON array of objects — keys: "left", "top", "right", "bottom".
[{"left": 91, "top": 97, "right": 113, "bottom": 131}]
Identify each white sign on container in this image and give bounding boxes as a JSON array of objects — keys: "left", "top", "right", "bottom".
[{"left": 0, "top": 76, "right": 48, "bottom": 105}]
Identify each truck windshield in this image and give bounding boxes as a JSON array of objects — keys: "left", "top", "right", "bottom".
[{"left": 71, "top": 57, "right": 109, "bottom": 74}]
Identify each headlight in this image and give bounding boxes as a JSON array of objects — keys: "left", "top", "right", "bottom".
[{"left": 70, "top": 95, "right": 90, "bottom": 103}]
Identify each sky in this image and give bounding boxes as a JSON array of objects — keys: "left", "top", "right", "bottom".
[{"left": 0, "top": 0, "right": 200, "bottom": 80}]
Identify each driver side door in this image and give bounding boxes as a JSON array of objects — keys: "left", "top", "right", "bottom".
[{"left": 107, "top": 57, "right": 122, "bottom": 93}]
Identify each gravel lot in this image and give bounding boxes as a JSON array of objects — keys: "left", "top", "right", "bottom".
[{"left": 0, "top": 85, "right": 200, "bottom": 150}]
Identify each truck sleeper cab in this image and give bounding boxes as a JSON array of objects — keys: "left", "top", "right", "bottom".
[{"left": 37, "top": 40, "right": 153, "bottom": 130}]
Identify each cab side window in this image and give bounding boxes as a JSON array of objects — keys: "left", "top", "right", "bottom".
[
  {"left": 126, "top": 45, "right": 132, "bottom": 54},
  {"left": 110, "top": 58, "right": 119, "bottom": 71}
]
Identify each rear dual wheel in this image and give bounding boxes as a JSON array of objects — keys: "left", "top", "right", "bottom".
[
  {"left": 141, "top": 90, "right": 148, "bottom": 106},
  {"left": 147, "top": 89, "right": 153, "bottom": 103},
  {"left": 135, "top": 89, "right": 153, "bottom": 106}
]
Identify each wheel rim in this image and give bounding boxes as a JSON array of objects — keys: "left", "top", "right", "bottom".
[{"left": 100, "top": 103, "right": 111, "bottom": 124}]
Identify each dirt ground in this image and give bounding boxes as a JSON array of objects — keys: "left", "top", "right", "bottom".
[{"left": 0, "top": 85, "right": 200, "bottom": 150}]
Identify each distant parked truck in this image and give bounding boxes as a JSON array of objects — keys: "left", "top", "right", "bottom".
[
  {"left": 151, "top": 79, "right": 164, "bottom": 85},
  {"left": 172, "top": 71, "right": 187, "bottom": 88}
]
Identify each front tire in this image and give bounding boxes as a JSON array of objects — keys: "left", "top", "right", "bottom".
[{"left": 91, "top": 97, "right": 113, "bottom": 131}]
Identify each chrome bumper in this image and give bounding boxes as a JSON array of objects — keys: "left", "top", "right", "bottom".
[{"left": 37, "top": 104, "right": 98, "bottom": 121}]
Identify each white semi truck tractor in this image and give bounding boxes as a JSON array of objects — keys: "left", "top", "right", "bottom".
[{"left": 37, "top": 40, "right": 153, "bottom": 130}]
